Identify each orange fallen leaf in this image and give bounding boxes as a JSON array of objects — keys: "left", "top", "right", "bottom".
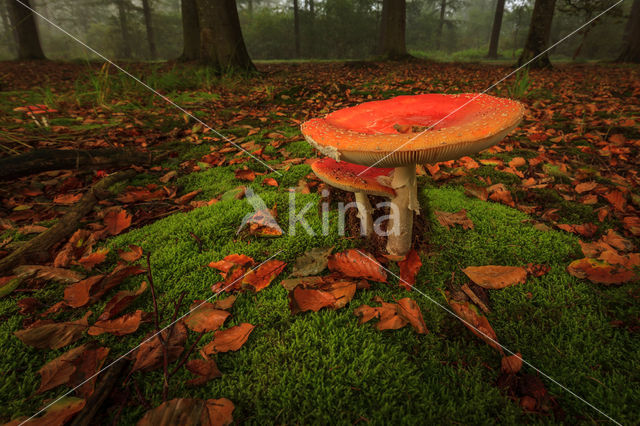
[
  {"left": 234, "top": 168, "right": 256, "bottom": 181},
  {"left": 76, "top": 248, "right": 109, "bottom": 271},
  {"left": 462, "top": 265, "right": 527, "bottom": 289},
  {"left": 397, "top": 249, "right": 422, "bottom": 291},
  {"left": 396, "top": 298, "right": 428, "bottom": 334},
  {"left": 118, "top": 244, "right": 143, "bottom": 262},
  {"left": 88, "top": 310, "right": 146, "bottom": 336},
  {"left": 53, "top": 193, "right": 83, "bottom": 204},
  {"left": 434, "top": 209, "right": 474, "bottom": 230},
  {"left": 263, "top": 177, "right": 278, "bottom": 187},
  {"left": 242, "top": 259, "right": 287, "bottom": 292},
  {"left": 38, "top": 343, "right": 109, "bottom": 396},
  {"left": 132, "top": 322, "right": 187, "bottom": 373},
  {"left": 14, "top": 312, "right": 91, "bottom": 349},
  {"left": 137, "top": 398, "right": 234, "bottom": 426},
  {"left": 501, "top": 352, "right": 523, "bottom": 374},
  {"left": 5, "top": 397, "right": 86, "bottom": 426},
  {"left": 186, "top": 358, "right": 222, "bottom": 386},
  {"left": 567, "top": 258, "right": 636, "bottom": 285},
  {"left": 447, "top": 298, "right": 502, "bottom": 353},
  {"left": 202, "top": 323, "right": 255, "bottom": 354},
  {"left": 103, "top": 208, "right": 132, "bottom": 235},
  {"left": 184, "top": 302, "right": 230, "bottom": 333},
  {"left": 622, "top": 216, "right": 640, "bottom": 236},
  {"left": 602, "top": 229, "right": 634, "bottom": 252},
  {"left": 574, "top": 181, "right": 597, "bottom": 194},
  {"left": 328, "top": 249, "right": 387, "bottom": 282}
]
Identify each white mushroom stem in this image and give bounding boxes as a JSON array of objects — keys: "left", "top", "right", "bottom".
[
  {"left": 354, "top": 192, "right": 374, "bottom": 237},
  {"left": 386, "top": 164, "right": 420, "bottom": 258}
]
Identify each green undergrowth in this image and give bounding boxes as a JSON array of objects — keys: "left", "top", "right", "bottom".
[{"left": 1, "top": 178, "right": 638, "bottom": 424}]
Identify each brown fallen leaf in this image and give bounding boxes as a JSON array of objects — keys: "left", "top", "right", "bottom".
[
  {"left": 119, "top": 244, "right": 144, "bottom": 262},
  {"left": 447, "top": 299, "right": 502, "bottom": 353},
  {"left": 184, "top": 302, "right": 230, "bottom": 333},
  {"left": 14, "top": 312, "right": 91, "bottom": 350},
  {"left": 5, "top": 397, "right": 86, "bottom": 426},
  {"left": 622, "top": 216, "right": 640, "bottom": 236},
  {"left": 354, "top": 297, "right": 427, "bottom": 334},
  {"left": 15, "top": 265, "right": 85, "bottom": 284},
  {"left": 396, "top": 298, "right": 428, "bottom": 334},
  {"left": 242, "top": 259, "right": 287, "bottom": 291},
  {"left": 211, "top": 295, "right": 237, "bottom": 310},
  {"left": 501, "top": 352, "right": 523, "bottom": 374},
  {"left": 463, "top": 183, "right": 488, "bottom": 201},
  {"left": 98, "top": 281, "right": 148, "bottom": 321},
  {"left": 601, "top": 229, "right": 634, "bottom": 252},
  {"left": 263, "top": 177, "right": 278, "bottom": 187},
  {"left": 88, "top": 310, "right": 146, "bottom": 336},
  {"left": 175, "top": 189, "right": 202, "bottom": 205},
  {"left": 234, "top": 168, "right": 256, "bottom": 181},
  {"left": 567, "top": 258, "right": 636, "bottom": 285},
  {"left": 104, "top": 208, "right": 132, "bottom": 235},
  {"left": 434, "top": 209, "right": 474, "bottom": 230},
  {"left": 397, "top": 249, "right": 422, "bottom": 291},
  {"left": 186, "top": 357, "right": 222, "bottom": 386},
  {"left": 462, "top": 265, "right": 527, "bottom": 289},
  {"left": 574, "top": 181, "right": 598, "bottom": 194},
  {"left": 556, "top": 223, "right": 598, "bottom": 238},
  {"left": 54, "top": 229, "right": 95, "bottom": 268},
  {"left": 288, "top": 280, "right": 356, "bottom": 314},
  {"left": 76, "top": 248, "right": 109, "bottom": 271},
  {"left": 64, "top": 264, "right": 145, "bottom": 308},
  {"left": 202, "top": 323, "right": 255, "bottom": 354},
  {"left": 291, "top": 247, "right": 332, "bottom": 277},
  {"left": 328, "top": 249, "right": 387, "bottom": 282},
  {"left": 131, "top": 322, "right": 187, "bottom": 373},
  {"left": 137, "top": 398, "right": 234, "bottom": 426}
]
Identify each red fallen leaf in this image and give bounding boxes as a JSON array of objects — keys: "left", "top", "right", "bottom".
[
  {"left": 38, "top": 343, "right": 109, "bottom": 397},
  {"left": 53, "top": 193, "right": 83, "bottom": 205},
  {"left": 175, "top": 189, "right": 202, "bottom": 205},
  {"left": 76, "top": 248, "right": 109, "bottom": 271},
  {"left": 396, "top": 298, "right": 428, "bottom": 334},
  {"left": 54, "top": 229, "right": 95, "bottom": 268},
  {"left": 574, "top": 181, "right": 598, "bottom": 194},
  {"left": 602, "top": 229, "right": 634, "bottom": 252},
  {"left": 98, "top": 281, "right": 148, "bottom": 321},
  {"left": 88, "top": 310, "right": 146, "bottom": 336},
  {"left": 208, "top": 254, "right": 254, "bottom": 275},
  {"left": 132, "top": 322, "right": 187, "bottom": 373},
  {"left": 5, "top": 397, "right": 86, "bottom": 426},
  {"left": 397, "top": 249, "right": 422, "bottom": 291},
  {"left": 501, "top": 352, "right": 523, "bottom": 374},
  {"left": 118, "top": 244, "right": 143, "bottom": 262},
  {"left": 508, "top": 157, "right": 526, "bottom": 168},
  {"left": 567, "top": 258, "right": 636, "bottom": 285},
  {"left": 210, "top": 295, "right": 237, "bottom": 310},
  {"left": 434, "top": 209, "right": 474, "bottom": 230},
  {"left": 137, "top": 398, "right": 234, "bottom": 426},
  {"left": 117, "top": 186, "right": 166, "bottom": 203},
  {"left": 489, "top": 188, "right": 515, "bottom": 207},
  {"left": 556, "top": 223, "right": 598, "bottom": 238},
  {"left": 14, "top": 311, "right": 91, "bottom": 349},
  {"left": 462, "top": 265, "right": 527, "bottom": 289},
  {"left": 186, "top": 358, "right": 222, "bottom": 386},
  {"left": 447, "top": 299, "right": 502, "bottom": 353},
  {"left": 242, "top": 260, "right": 287, "bottom": 291},
  {"left": 63, "top": 275, "right": 104, "bottom": 308},
  {"left": 235, "top": 168, "right": 256, "bottom": 181},
  {"left": 328, "top": 249, "right": 387, "bottom": 282},
  {"left": 525, "top": 263, "right": 550, "bottom": 278},
  {"left": 597, "top": 207, "right": 610, "bottom": 223},
  {"left": 598, "top": 250, "right": 640, "bottom": 269},
  {"left": 288, "top": 281, "right": 356, "bottom": 314},
  {"left": 263, "top": 177, "right": 278, "bottom": 187},
  {"left": 355, "top": 300, "right": 407, "bottom": 331},
  {"left": 242, "top": 206, "right": 283, "bottom": 237},
  {"left": 184, "top": 302, "right": 230, "bottom": 333},
  {"left": 603, "top": 190, "right": 626, "bottom": 213},
  {"left": 458, "top": 156, "right": 479, "bottom": 169},
  {"left": 463, "top": 183, "right": 488, "bottom": 201},
  {"left": 104, "top": 208, "right": 132, "bottom": 235},
  {"left": 15, "top": 265, "right": 85, "bottom": 284},
  {"left": 202, "top": 323, "right": 255, "bottom": 354},
  {"left": 622, "top": 216, "right": 640, "bottom": 236}
]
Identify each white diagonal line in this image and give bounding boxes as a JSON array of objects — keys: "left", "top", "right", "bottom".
[
  {"left": 355, "top": 249, "right": 621, "bottom": 425},
  {"left": 357, "top": 0, "right": 625, "bottom": 175},
  {"left": 11, "top": 0, "right": 281, "bottom": 176},
  {"left": 20, "top": 250, "right": 283, "bottom": 425}
]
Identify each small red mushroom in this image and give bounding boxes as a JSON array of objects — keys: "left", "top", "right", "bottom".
[
  {"left": 13, "top": 104, "right": 57, "bottom": 127},
  {"left": 311, "top": 157, "right": 394, "bottom": 237},
  {"left": 302, "top": 93, "right": 525, "bottom": 257}
]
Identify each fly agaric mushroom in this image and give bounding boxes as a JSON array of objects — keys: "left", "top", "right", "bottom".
[
  {"left": 13, "top": 104, "right": 58, "bottom": 127},
  {"left": 311, "top": 157, "right": 394, "bottom": 237},
  {"left": 301, "top": 93, "right": 524, "bottom": 258}
]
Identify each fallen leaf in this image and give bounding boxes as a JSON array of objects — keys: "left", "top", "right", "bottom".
[
  {"left": 397, "top": 249, "right": 422, "bottom": 290},
  {"left": 186, "top": 358, "right": 222, "bottom": 386},
  {"left": 211, "top": 295, "right": 237, "bottom": 310},
  {"left": 567, "top": 258, "right": 636, "bottom": 285},
  {"left": 15, "top": 265, "right": 85, "bottom": 284},
  {"left": 132, "top": 322, "right": 187, "bottom": 373},
  {"left": 14, "top": 312, "right": 91, "bottom": 349},
  {"left": 76, "top": 248, "right": 109, "bottom": 271},
  {"left": 501, "top": 352, "right": 523, "bottom": 374},
  {"left": 447, "top": 299, "right": 502, "bottom": 353},
  {"left": 242, "top": 259, "right": 287, "bottom": 291},
  {"left": 184, "top": 302, "right": 230, "bottom": 333},
  {"left": 53, "top": 193, "right": 83, "bottom": 204},
  {"left": 104, "top": 208, "right": 132, "bottom": 235},
  {"left": 396, "top": 298, "right": 428, "bottom": 334},
  {"left": 291, "top": 247, "right": 332, "bottom": 277},
  {"left": 328, "top": 249, "right": 387, "bottom": 282},
  {"left": 508, "top": 157, "right": 526, "bottom": 168},
  {"left": 263, "top": 177, "right": 278, "bottom": 187},
  {"left": 434, "top": 209, "right": 474, "bottom": 230},
  {"left": 119, "top": 244, "right": 143, "bottom": 262},
  {"left": 54, "top": 229, "right": 95, "bottom": 267},
  {"left": 202, "top": 323, "right": 255, "bottom": 354},
  {"left": 574, "top": 181, "right": 597, "bottom": 194},
  {"left": 98, "top": 281, "right": 148, "bottom": 321},
  {"left": 462, "top": 265, "right": 527, "bottom": 289},
  {"left": 601, "top": 229, "right": 634, "bottom": 252},
  {"left": 234, "top": 168, "right": 256, "bottom": 181},
  {"left": 88, "top": 310, "right": 146, "bottom": 336},
  {"left": 6, "top": 397, "right": 85, "bottom": 426},
  {"left": 622, "top": 216, "right": 640, "bottom": 236}
]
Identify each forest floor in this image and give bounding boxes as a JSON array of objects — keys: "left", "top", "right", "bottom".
[{"left": 0, "top": 60, "right": 639, "bottom": 425}]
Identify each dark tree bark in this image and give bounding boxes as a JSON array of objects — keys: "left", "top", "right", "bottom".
[
  {"left": 293, "top": 0, "right": 300, "bottom": 57},
  {"left": 617, "top": 0, "right": 640, "bottom": 63},
  {"left": 487, "top": 0, "right": 506, "bottom": 58},
  {"left": 379, "top": 0, "right": 408, "bottom": 59},
  {"left": 195, "top": 0, "right": 255, "bottom": 71},
  {"left": 116, "top": 0, "right": 133, "bottom": 58},
  {"left": 141, "top": 0, "right": 157, "bottom": 59},
  {"left": 180, "top": 0, "right": 200, "bottom": 60},
  {"left": 517, "top": 0, "right": 557, "bottom": 68},
  {"left": 436, "top": 0, "right": 446, "bottom": 50},
  {"left": 6, "top": 0, "right": 45, "bottom": 59},
  {"left": 306, "top": 0, "right": 315, "bottom": 57},
  {"left": 1, "top": 1, "right": 17, "bottom": 57}
]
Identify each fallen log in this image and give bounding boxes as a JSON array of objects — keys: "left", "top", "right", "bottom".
[
  {"left": 0, "top": 170, "right": 136, "bottom": 275},
  {"left": 0, "top": 148, "right": 149, "bottom": 181}
]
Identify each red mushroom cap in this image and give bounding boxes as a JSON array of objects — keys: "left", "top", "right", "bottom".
[
  {"left": 301, "top": 93, "right": 525, "bottom": 167},
  {"left": 311, "top": 157, "right": 395, "bottom": 197}
]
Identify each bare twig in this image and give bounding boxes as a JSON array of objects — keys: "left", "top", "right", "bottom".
[{"left": 169, "top": 331, "right": 206, "bottom": 378}]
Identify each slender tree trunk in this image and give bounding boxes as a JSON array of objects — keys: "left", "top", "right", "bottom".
[
  {"left": 617, "top": 0, "right": 640, "bottom": 63},
  {"left": 293, "top": 0, "right": 300, "bottom": 57},
  {"left": 195, "top": 0, "right": 255, "bottom": 71},
  {"left": 517, "top": 0, "right": 557, "bottom": 68},
  {"left": 436, "top": 0, "right": 446, "bottom": 50},
  {"left": 306, "top": 0, "right": 315, "bottom": 56},
  {"left": 141, "top": 0, "right": 157, "bottom": 59},
  {"left": 116, "top": 0, "right": 133, "bottom": 58},
  {"left": 379, "top": 0, "right": 408, "bottom": 59},
  {"left": 1, "top": 1, "right": 17, "bottom": 57},
  {"left": 247, "top": 0, "right": 253, "bottom": 15},
  {"left": 6, "top": 0, "right": 45, "bottom": 59},
  {"left": 487, "top": 0, "right": 506, "bottom": 58},
  {"left": 179, "top": 0, "right": 200, "bottom": 60}
]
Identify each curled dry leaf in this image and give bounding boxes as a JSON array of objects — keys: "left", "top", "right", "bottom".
[
  {"left": 434, "top": 209, "right": 474, "bottom": 230},
  {"left": 397, "top": 249, "right": 422, "bottom": 291},
  {"left": 447, "top": 299, "right": 502, "bottom": 353},
  {"left": 242, "top": 259, "right": 287, "bottom": 292},
  {"left": 184, "top": 302, "right": 230, "bottom": 333},
  {"left": 131, "top": 321, "right": 187, "bottom": 373},
  {"left": 328, "top": 249, "right": 387, "bottom": 282},
  {"left": 289, "top": 281, "right": 357, "bottom": 314},
  {"left": 54, "top": 229, "right": 95, "bottom": 268},
  {"left": 354, "top": 297, "right": 427, "bottom": 334},
  {"left": 88, "top": 309, "right": 146, "bottom": 336},
  {"left": 462, "top": 265, "right": 527, "bottom": 289},
  {"left": 556, "top": 223, "right": 598, "bottom": 238},
  {"left": 103, "top": 208, "right": 132, "bottom": 236},
  {"left": 202, "top": 323, "right": 255, "bottom": 355},
  {"left": 14, "top": 311, "right": 91, "bottom": 350},
  {"left": 76, "top": 248, "right": 109, "bottom": 271},
  {"left": 98, "top": 281, "right": 148, "bottom": 321},
  {"left": 186, "top": 358, "right": 222, "bottom": 386},
  {"left": 567, "top": 258, "right": 636, "bottom": 285},
  {"left": 119, "top": 244, "right": 143, "bottom": 262},
  {"left": 501, "top": 352, "right": 523, "bottom": 374},
  {"left": 396, "top": 298, "right": 428, "bottom": 334}
]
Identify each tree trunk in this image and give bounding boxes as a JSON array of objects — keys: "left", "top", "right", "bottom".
[
  {"left": 617, "top": 0, "right": 640, "bottom": 63},
  {"left": 306, "top": 0, "right": 315, "bottom": 57},
  {"left": 179, "top": 0, "right": 200, "bottom": 61},
  {"left": 487, "top": 0, "right": 506, "bottom": 58},
  {"left": 293, "top": 0, "right": 300, "bottom": 57},
  {"left": 195, "top": 0, "right": 255, "bottom": 71},
  {"left": 141, "top": 0, "right": 157, "bottom": 59},
  {"left": 116, "top": 0, "right": 133, "bottom": 59},
  {"left": 379, "top": 0, "right": 408, "bottom": 59},
  {"left": 6, "top": 0, "right": 45, "bottom": 59},
  {"left": 1, "top": 1, "right": 17, "bottom": 57},
  {"left": 517, "top": 0, "right": 557, "bottom": 68},
  {"left": 436, "top": 0, "right": 446, "bottom": 50}
]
